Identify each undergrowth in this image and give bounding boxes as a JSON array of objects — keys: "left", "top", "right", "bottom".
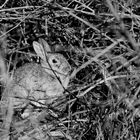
[{"left": 0, "top": 0, "right": 140, "bottom": 139}]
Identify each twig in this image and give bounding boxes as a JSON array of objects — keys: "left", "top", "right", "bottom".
[
  {"left": 106, "top": 0, "right": 139, "bottom": 51},
  {"left": 71, "top": 38, "right": 123, "bottom": 78},
  {"left": 0, "top": 0, "right": 9, "bottom": 9}
]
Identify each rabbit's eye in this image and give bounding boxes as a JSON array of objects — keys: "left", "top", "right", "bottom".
[{"left": 52, "top": 59, "right": 57, "bottom": 64}]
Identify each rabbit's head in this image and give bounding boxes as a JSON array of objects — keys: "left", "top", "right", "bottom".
[{"left": 33, "top": 39, "right": 71, "bottom": 80}]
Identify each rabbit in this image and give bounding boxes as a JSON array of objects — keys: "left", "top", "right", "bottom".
[
  {"left": 13, "top": 38, "right": 71, "bottom": 105},
  {"left": 1, "top": 38, "right": 71, "bottom": 120}
]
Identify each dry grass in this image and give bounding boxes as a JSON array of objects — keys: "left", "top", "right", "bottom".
[{"left": 0, "top": 0, "right": 140, "bottom": 139}]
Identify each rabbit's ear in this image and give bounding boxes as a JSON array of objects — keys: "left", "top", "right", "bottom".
[
  {"left": 33, "top": 41, "right": 46, "bottom": 61},
  {"left": 39, "top": 38, "right": 51, "bottom": 52}
]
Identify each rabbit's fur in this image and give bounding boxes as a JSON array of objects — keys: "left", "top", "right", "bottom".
[{"left": 2, "top": 38, "right": 71, "bottom": 108}]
